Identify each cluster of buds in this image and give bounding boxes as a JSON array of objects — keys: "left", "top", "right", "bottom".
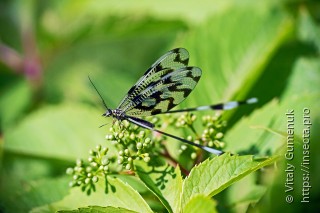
[
  {"left": 105, "top": 120, "right": 161, "bottom": 170},
  {"left": 201, "top": 115, "right": 227, "bottom": 149},
  {"left": 169, "top": 113, "right": 227, "bottom": 159},
  {"left": 66, "top": 145, "right": 111, "bottom": 194}
]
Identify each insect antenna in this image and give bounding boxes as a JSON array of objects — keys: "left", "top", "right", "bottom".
[
  {"left": 88, "top": 76, "right": 109, "bottom": 110},
  {"left": 99, "top": 123, "right": 109, "bottom": 128}
]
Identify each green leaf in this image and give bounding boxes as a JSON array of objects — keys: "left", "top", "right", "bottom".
[
  {"left": 183, "top": 195, "right": 217, "bottom": 213},
  {"left": 224, "top": 173, "right": 267, "bottom": 213},
  {"left": 0, "top": 176, "right": 70, "bottom": 213},
  {"left": 180, "top": 154, "right": 279, "bottom": 209},
  {"left": 224, "top": 99, "right": 283, "bottom": 155},
  {"left": 0, "top": 79, "right": 32, "bottom": 129},
  {"left": 58, "top": 206, "right": 138, "bottom": 213},
  {"left": 180, "top": 6, "right": 293, "bottom": 106},
  {"left": 298, "top": 7, "right": 320, "bottom": 52},
  {"left": 281, "top": 57, "right": 320, "bottom": 100},
  {"left": 135, "top": 162, "right": 183, "bottom": 213},
  {"left": 32, "top": 177, "right": 153, "bottom": 213},
  {"left": 254, "top": 57, "right": 320, "bottom": 213},
  {"left": 3, "top": 104, "right": 116, "bottom": 161}
]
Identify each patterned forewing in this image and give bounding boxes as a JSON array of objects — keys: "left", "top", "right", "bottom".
[
  {"left": 117, "top": 48, "right": 189, "bottom": 110},
  {"left": 124, "top": 67, "right": 202, "bottom": 116}
]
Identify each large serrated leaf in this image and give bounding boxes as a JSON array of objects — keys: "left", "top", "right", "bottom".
[
  {"left": 180, "top": 154, "right": 279, "bottom": 209},
  {"left": 135, "top": 162, "right": 182, "bottom": 213},
  {"left": 32, "top": 177, "right": 152, "bottom": 213}
]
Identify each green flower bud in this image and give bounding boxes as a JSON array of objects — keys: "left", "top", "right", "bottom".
[
  {"left": 118, "top": 156, "right": 124, "bottom": 164},
  {"left": 89, "top": 149, "right": 96, "bottom": 156},
  {"left": 85, "top": 178, "right": 90, "bottom": 184},
  {"left": 86, "top": 166, "right": 92, "bottom": 173},
  {"left": 101, "top": 156, "right": 109, "bottom": 165},
  {"left": 144, "top": 137, "right": 151, "bottom": 144},
  {"left": 216, "top": 132, "right": 224, "bottom": 139},
  {"left": 181, "top": 145, "right": 187, "bottom": 150},
  {"left": 130, "top": 133, "right": 136, "bottom": 140},
  {"left": 139, "top": 131, "right": 146, "bottom": 137},
  {"left": 69, "top": 181, "right": 76, "bottom": 187},
  {"left": 125, "top": 164, "right": 131, "bottom": 170},
  {"left": 66, "top": 168, "right": 74, "bottom": 175},
  {"left": 123, "top": 120, "right": 130, "bottom": 127},
  {"left": 76, "top": 159, "right": 83, "bottom": 167},
  {"left": 118, "top": 132, "right": 124, "bottom": 139},
  {"left": 136, "top": 142, "right": 143, "bottom": 149},
  {"left": 206, "top": 122, "right": 213, "bottom": 127},
  {"left": 191, "top": 152, "right": 197, "bottom": 159},
  {"left": 102, "top": 147, "right": 109, "bottom": 155},
  {"left": 144, "top": 156, "right": 151, "bottom": 163},
  {"left": 96, "top": 145, "right": 101, "bottom": 151},
  {"left": 151, "top": 117, "right": 159, "bottom": 123},
  {"left": 92, "top": 176, "right": 99, "bottom": 183}
]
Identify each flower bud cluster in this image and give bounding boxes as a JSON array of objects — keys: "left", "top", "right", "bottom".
[
  {"left": 66, "top": 145, "right": 110, "bottom": 194},
  {"left": 201, "top": 115, "right": 226, "bottom": 148},
  {"left": 105, "top": 120, "right": 159, "bottom": 170}
]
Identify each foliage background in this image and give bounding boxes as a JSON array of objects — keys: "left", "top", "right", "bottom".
[{"left": 0, "top": 0, "right": 319, "bottom": 212}]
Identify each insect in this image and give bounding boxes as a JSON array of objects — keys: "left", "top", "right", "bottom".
[{"left": 89, "top": 48, "right": 257, "bottom": 155}]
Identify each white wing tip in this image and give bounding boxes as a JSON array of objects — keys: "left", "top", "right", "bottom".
[
  {"left": 246, "top": 97, "right": 258, "bottom": 104},
  {"left": 203, "top": 147, "right": 224, "bottom": 155}
]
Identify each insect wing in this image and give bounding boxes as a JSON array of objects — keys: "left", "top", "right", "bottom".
[
  {"left": 124, "top": 66, "right": 201, "bottom": 116},
  {"left": 117, "top": 48, "right": 189, "bottom": 111}
]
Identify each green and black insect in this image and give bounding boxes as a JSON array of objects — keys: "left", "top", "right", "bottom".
[{"left": 89, "top": 48, "right": 257, "bottom": 155}]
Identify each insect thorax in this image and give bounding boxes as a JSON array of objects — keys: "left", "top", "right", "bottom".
[{"left": 106, "top": 109, "right": 126, "bottom": 120}]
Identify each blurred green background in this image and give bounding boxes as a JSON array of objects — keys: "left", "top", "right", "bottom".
[{"left": 0, "top": 0, "right": 319, "bottom": 212}]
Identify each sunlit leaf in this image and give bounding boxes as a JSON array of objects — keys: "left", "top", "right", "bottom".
[
  {"left": 32, "top": 177, "right": 153, "bottom": 213},
  {"left": 180, "top": 154, "right": 279, "bottom": 209},
  {"left": 57, "top": 206, "right": 138, "bottom": 213},
  {"left": 135, "top": 162, "right": 183, "bottom": 213}
]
